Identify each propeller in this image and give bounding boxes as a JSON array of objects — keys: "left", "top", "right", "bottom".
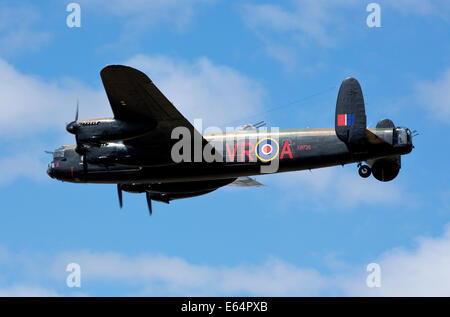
[
  {"left": 66, "top": 100, "right": 88, "bottom": 174},
  {"left": 117, "top": 184, "right": 123, "bottom": 208},
  {"left": 75, "top": 99, "right": 79, "bottom": 121},
  {"left": 146, "top": 192, "right": 152, "bottom": 216},
  {"left": 66, "top": 100, "right": 79, "bottom": 134}
]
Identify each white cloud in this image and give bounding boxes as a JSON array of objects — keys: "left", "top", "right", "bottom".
[
  {"left": 0, "top": 285, "right": 60, "bottom": 297},
  {"left": 265, "top": 43, "right": 299, "bottom": 70},
  {"left": 384, "top": 0, "right": 450, "bottom": 18},
  {"left": 0, "top": 152, "right": 47, "bottom": 185},
  {"left": 0, "top": 58, "right": 109, "bottom": 137},
  {"left": 416, "top": 68, "right": 450, "bottom": 123},
  {"left": 267, "top": 166, "right": 406, "bottom": 210},
  {"left": 239, "top": 0, "right": 361, "bottom": 68},
  {"left": 4, "top": 224, "right": 450, "bottom": 296},
  {"left": 0, "top": 55, "right": 265, "bottom": 184},
  {"left": 342, "top": 224, "right": 450, "bottom": 296},
  {"left": 240, "top": 0, "right": 450, "bottom": 67},
  {"left": 0, "top": 4, "right": 50, "bottom": 55},
  {"left": 126, "top": 54, "right": 265, "bottom": 128},
  {"left": 241, "top": 0, "right": 359, "bottom": 48},
  {"left": 0, "top": 55, "right": 264, "bottom": 135},
  {"left": 0, "top": 246, "right": 327, "bottom": 296},
  {"left": 49, "top": 253, "right": 326, "bottom": 296},
  {"left": 242, "top": 0, "right": 449, "bottom": 44},
  {"left": 84, "top": 0, "right": 215, "bottom": 29}
]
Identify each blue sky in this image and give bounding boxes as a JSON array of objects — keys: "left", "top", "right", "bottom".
[{"left": 0, "top": 0, "right": 449, "bottom": 296}]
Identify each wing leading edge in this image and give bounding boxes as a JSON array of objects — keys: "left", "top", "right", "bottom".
[{"left": 100, "top": 65, "right": 218, "bottom": 161}]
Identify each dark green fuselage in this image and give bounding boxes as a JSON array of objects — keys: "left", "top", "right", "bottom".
[{"left": 47, "top": 127, "right": 412, "bottom": 184}]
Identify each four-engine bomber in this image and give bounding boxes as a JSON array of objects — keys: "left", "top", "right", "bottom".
[{"left": 47, "top": 65, "right": 414, "bottom": 214}]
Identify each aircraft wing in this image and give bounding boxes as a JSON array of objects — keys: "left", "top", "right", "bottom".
[
  {"left": 100, "top": 65, "right": 217, "bottom": 162},
  {"left": 228, "top": 177, "right": 264, "bottom": 187},
  {"left": 101, "top": 65, "right": 191, "bottom": 125}
]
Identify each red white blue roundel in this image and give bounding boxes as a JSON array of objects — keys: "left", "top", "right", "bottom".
[{"left": 255, "top": 138, "right": 279, "bottom": 162}]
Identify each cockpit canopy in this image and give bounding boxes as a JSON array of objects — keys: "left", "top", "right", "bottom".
[{"left": 53, "top": 146, "right": 65, "bottom": 159}]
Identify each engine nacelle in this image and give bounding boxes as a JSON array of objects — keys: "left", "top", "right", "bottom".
[
  {"left": 67, "top": 119, "right": 155, "bottom": 145},
  {"left": 85, "top": 143, "right": 129, "bottom": 165},
  {"left": 369, "top": 156, "right": 401, "bottom": 182}
]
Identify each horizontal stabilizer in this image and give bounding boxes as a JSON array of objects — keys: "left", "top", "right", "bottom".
[
  {"left": 335, "top": 78, "right": 367, "bottom": 144},
  {"left": 229, "top": 177, "right": 263, "bottom": 187},
  {"left": 376, "top": 118, "right": 395, "bottom": 129}
]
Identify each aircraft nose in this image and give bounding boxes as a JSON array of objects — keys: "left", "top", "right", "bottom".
[{"left": 47, "top": 163, "right": 55, "bottom": 178}]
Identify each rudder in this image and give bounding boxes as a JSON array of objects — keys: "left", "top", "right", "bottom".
[{"left": 335, "top": 78, "right": 367, "bottom": 144}]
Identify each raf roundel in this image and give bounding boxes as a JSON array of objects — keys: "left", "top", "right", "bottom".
[{"left": 255, "top": 138, "right": 279, "bottom": 162}]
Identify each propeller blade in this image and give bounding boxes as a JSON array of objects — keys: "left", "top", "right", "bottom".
[
  {"left": 75, "top": 99, "right": 79, "bottom": 121},
  {"left": 146, "top": 192, "right": 152, "bottom": 216},
  {"left": 117, "top": 184, "right": 123, "bottom": 208},
  {"left": 75, "top": 135, "right": 81, "bottom": 152},
  {"left": 82, "top": 154, "right": 88, "bottom": 174}
]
